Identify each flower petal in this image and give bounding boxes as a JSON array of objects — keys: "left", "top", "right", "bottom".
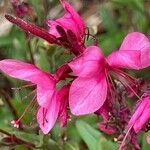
[
  {"left": 60, "top": 0, "right": 85, "bottom": 36},
  {"left": 55, "top": 64, "right": 71, "bottom": 81},
  {"left": 47, "top": 0, "right": 85, "bottom": 40},
  {"left": 37, "top": 92, "right": 60, "bottom": 134},
  {"left": 37, "top": 86, "right": 55, "bottom": 107},
  {"left": 107, "top": 50, "right": 141, "bottom": 69},
  {"left": 128, "top": 96, "right": 150, "bottom": 133},
  {"left": 69, "top": 73, "right": 107, "bottom": 115},
  {"left": 107, "top": 32, "right": 150, "bottom": 69},
  {"left": 119, "top": 32, "right": 150, "bottom": 51},
  {"left": 98, "top": 122, "right": 117, "bottom": 135},
  {"left": 58, "top": 85, "right": 69, "bottom": 128},
  {"left": 69, "top": 46, "right": 105, "bottom": 77},
  {"left": 0, "top": 59, "right": 56, "bottom": 107},
  {"left": 133, "top": 104, "right": 150, "bottom": 133}
]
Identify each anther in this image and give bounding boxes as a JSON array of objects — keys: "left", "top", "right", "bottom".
[
  {"left": 11, "top": 95, "right": 36, "bottom": 128},
  {"left": 11, "top": 120, "right": 20, "bottom": 128}
]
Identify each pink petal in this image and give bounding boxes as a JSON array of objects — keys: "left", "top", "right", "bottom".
[
  {"left": 98, "top": 122, "right": 117, "bottom": 135},
  {"left": 69, "top": 46, "right": 105, "bottom": 77},
  {"left": 133, "top": 103, "right": 150, "bottom": 133},
  {"left": 58, "top": 85, "right": 69, "bottom": 127},
  {"left": 37, "top": 92, "right": 60, "bottom": 134},
  {"left": 96, "top": 100, "right": 111, "bottom": 122},
  {"left": 134, "top": 114, "right": 150, "bottom": 133},
  {"left": 0, "top": 59, "right": 56, "bottom": 107},
  {"left": 128, "top": 102, "right": 146, "bottom": 130},
  {"left": 128, "top": 96, "right": 150, "bottom": 133},
  {"left": 107, "top": 32, "right": 150, "bottom": 69},
  {"left": 37, "top": 86, "right": 55, "bottom": 107},
  {"left": 119, "top": 32, "right": 150, "bottom": 51},
  {"left": 69, "top": 73, "right": 107, "bottom": 115},
  {"left": 47, "top": 0, "right": 85, "bottom": 40},
  {"left": 60, "top": 0, "right": 85, "bottom": 36},
  {"left": 107, "top": 50, "right": 141, "bottom": 69},
  {"left": 54, "top": 64, "right": 70, "bottom": 81}
]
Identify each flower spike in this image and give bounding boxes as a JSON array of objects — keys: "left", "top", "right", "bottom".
[{"left": 5, "top": 14, "right": 59, "bottom": 45}]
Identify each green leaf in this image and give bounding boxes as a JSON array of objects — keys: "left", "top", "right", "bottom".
[
  {"left": 100, "top": 5, "right": 118, "bottom": 33},
  {"left": 15, "top": 145, "right": 28, "bottom": 150},
  {"left": 76, "top": 120, "right": 117, "bottom": 150},
  {"left": 112, "top": 0, "right": 143, "bottom": 11},
  {"left": 142, "top": 132, "right": 150, "bottom": 150},
  {"left": 76, "top": 120, "right": 101, "bottom": 150},
  {"left": 64, "top": 142, "right": 80, "bottom": 150}
]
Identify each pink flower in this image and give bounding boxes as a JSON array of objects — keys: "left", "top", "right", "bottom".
[
  {"left": 6, "top": 0, "right": 86, "bottom": 55},
  {"left": 58, "top": 85, "right": 70, "bottom": 127},
  {"left": 37, "top": 85, "right": 70, "bottom": 133},
  {"left": 0, "top": 59, "right": 69, "bottom": 134},
  {"left": 69, "top": 32, "right": 150, "bottom": 115},
  {"left": 119, "top": 90, "right": 150, "bottom": 150},
  {"left": 128, "top": 94, "right": 150, "bottom": 133},
  {"left": 47, "top": 0, "right": 86, "bottom": 54},
  {"left": 47, "top": 0, "right": 85, "bottom": 42},
  {"left": 37, "top": 92, "right": 60, "bottom": 134}
]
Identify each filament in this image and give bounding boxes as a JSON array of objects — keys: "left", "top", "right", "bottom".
[
  {"left": 113, "top": 68, "right": 138, "bottom": 85},
  {"left": 15, "top": 95, "right": 36, "bottom": 123},
  {"left": 105, "top": 69, "right": 114, "bottom": 102},
  {"left": 112, "top": 71, "right": 141, "bottom": 99},
  {"left": 22, "top": 89, "right": 36, "bottom": 100},
  {"left": 119, "top": 126, "right": 133, "bottom": 150},
  {"left": 11, "top": 83, "right": 35, "bottom": 90}
]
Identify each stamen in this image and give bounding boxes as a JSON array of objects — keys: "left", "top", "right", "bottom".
[
  {"left": 113, "top": 68, "right": 138, "bottom": 85},
  {"left": 11, "top": 83, "right": 35, "bottom": 90},
  {"left": 85, "top": 33, "right": 98, "bottom": 46},
  {"left": 11, "top": 95, "right": 36, "bottom": 128},
  {"left": 119, "top": 126, "right": 133, "bottom": 150},
  {"left": 28, "top": 102, "right": 39, "bottom": 127},
  {"left": 84, "top": 27, "right": 98, "bottom": 46},
  {"left": 105, "top": 69, "right": 115, "bottom": 102},
  {"left": 108, "top": 73, "right": 116, "bottom": 93},
  {"left": 112, "top": 71, "right": 141, "bottom": 99},
  {"left": 21, "top": 89, "right": 36, "bottom": 100},
  {"left": 86, "top": 27, "right": 90, "bottom": 41},
  {"left": 124, "top": 82, "right": 141, "bottom": 99}
]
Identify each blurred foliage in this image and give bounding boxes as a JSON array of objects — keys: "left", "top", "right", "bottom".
[{"left": 0, "top": 0, "right": 150, "bottom": 149}]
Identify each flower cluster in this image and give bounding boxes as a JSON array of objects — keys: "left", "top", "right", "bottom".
[{"left": 1, "top": 0, "right": 150, "bottom": 149}]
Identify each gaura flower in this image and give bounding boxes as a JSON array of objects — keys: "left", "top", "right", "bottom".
[
  {"left": 47, "top": 0, "right": 86, "bottom": 53},
  {"left": 38, "top": 85, "right": 70, "bottom": 133},
  {"left": 0, "top": 59, "right": 69, "bottom": 134},
  {"left": 119, "top": 90, "right": 150, "bottom": 150},
  {"left": 128, "top": 93, "right": 150, "bottom": 134},
  {"left": 58, "top": 85, "right": 70, "bottom": 128},
  {"left": 5, "top": 0, "right": 86, "bottom": 55},
  {"left": 68, "top": 32, "right": 150, "bottom": 115}
]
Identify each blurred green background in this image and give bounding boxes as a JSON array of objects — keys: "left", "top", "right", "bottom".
[{"left": 0, "top": 0, "right": 150, "bottom": 149}]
